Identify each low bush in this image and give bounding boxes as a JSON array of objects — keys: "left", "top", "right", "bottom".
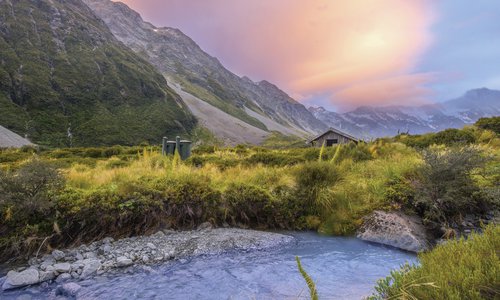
[
  {"left": 0, "top": 159, "right": 64, "bottom": 259},
  {"left": 475, "top": 116, "right": 500, "bottom": 134},
  {"left": 223, "top": 183, "right": 276, "bottom": 228},
  {"left": 414, "top": 146, "right": 492, "bottom": 229},
  {"left": 245, "top": 152, "right": 305, "bottom": 167},
  {"left": 0, "top": 159, "right": 64, "bottom": 225}
]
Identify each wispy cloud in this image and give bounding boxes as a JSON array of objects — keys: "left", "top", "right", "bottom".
[{"left": 121, "top": 0, "right": 436, "bottom": 109}]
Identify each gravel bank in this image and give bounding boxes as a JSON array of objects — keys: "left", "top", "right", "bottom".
[{"left": 1, "top": 225, "right": 294, "bottom": 291}]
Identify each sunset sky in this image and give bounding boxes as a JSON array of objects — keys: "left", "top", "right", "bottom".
[{"left": 120, "top": 0, "right": 500, "bottom": 111}]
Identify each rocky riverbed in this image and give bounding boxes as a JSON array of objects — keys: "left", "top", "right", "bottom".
[{"left": 1, "top": 225, "right": 294, "bottom": 292}]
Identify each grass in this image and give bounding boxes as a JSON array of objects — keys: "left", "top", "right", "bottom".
[
  {"left": 369, "top": 224, "right": 500, "bottom": 300},
  {"left": 0, "top": 123, "right": 498, "bottom": 276}
]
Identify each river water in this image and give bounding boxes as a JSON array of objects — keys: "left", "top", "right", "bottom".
[{"left": 2, "top": 232, "right": 416, "bottom": 300}]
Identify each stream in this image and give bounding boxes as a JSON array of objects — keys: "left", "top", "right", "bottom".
[{"left": 2, "top": 232, "right": 416, "bottom": 300}]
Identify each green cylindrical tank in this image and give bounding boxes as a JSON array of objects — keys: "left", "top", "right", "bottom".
[
  {"left": 161, "top": 137, "right": 168, "bottom": 155},
  {"left": 161, "top": 136, "right": 191, "bottom": 159},
  {"left": 179, "top": 139, "right": 192, "bottom": 160},
  {"left": 165, "top": 141, "right": 176, "bottom": 155}
]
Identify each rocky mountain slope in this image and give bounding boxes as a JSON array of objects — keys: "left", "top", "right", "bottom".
[
  {"left": 310, "top": 88, "right": 500, "bottom": 139},
  {"left": 83, "top": 0, "right": 327, "bottom": 140},
  {"left": 0, "top": 125, "right": 33, "bottom": 148},
  {"left": 0, "top": 0, "right": 196, "bottom": 147}
]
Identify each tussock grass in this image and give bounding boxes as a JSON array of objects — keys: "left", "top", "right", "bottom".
[
  {"left": 369, "top": 225, "right": 500, "bottom": 300},
  {"left": 1, "top": 124, "right": 498, "bottom": 263}
]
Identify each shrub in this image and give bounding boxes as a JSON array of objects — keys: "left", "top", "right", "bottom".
[
  {"left": 369, "top": 225, "right": 500, "bottom": 300},
  {"left": 385, "top": 175, "right": 417, "bottom": 212},
  {"left": 433, "top": 128, "right": 476, "bottom": 146},
  {"left": 223, "top": 183, "right": 276, "bottom": 228},
  {"left": 415, "top": 146, "right": 491, "bottom": 228},
  {"left": 0, "top": 159, "right": 64, "bottom": 260},
  {"left": 0, "top": 159, "right": 64, "bottom": 224},
  {"left": 161, "top": 176, "right": 221, "bottom": 228},
  {"left": 475, "top": 116, "right": 500, "bottom": 134}
]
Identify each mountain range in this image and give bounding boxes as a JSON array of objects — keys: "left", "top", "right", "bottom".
[
  {"left": 0, "top": 0, "right": 498, "bottom": 147},
  {"left": 310, "top": 88, "right": 500, "bottom": 139}
]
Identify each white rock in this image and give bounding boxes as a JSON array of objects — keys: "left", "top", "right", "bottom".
[
  {"left": 146, "top": 243, "right": 156, "bottom": 250},
  {"left": 80, "top": 259, "right": 101, "bottom": 278},
  {"left": 116, "top": 256, "right": 133, "bottom": 267},
  {"left": 2, "top": 269, "right": 40, "bottom": 290},
  {"left": 54, "top": 263, "right": 71, "bottom": 273},
  {"left": 357, "top": 210, "right": 431, "bottom": 252}
]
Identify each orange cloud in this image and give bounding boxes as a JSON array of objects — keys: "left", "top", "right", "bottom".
[{"left": 120, "top": 0, "right": 436, "bottom": 109}]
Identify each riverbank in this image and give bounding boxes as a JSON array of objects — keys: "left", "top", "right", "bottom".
[
  {"left": 1, "top": 231, "right": 416, "bottom": 300},
  {"left": 1, "top": 226, "right": 293, "bottom": 291}
]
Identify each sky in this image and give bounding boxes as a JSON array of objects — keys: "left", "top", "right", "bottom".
[{"left": 120, "top": 0, "right": 500, "bottom": 111}]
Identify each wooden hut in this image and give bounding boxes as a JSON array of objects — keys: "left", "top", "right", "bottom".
[{"left": 309, "top": 128, "right": 359, "bottom": 147}]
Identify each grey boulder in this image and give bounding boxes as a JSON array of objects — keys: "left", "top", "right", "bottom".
[
  {"left": 116, "top": 256, "right": 133, "bottom": 267},
  {"left": 80, "top": 259, "right": 101, "bottom": 278},
  {"left": 357, "top": 210, "right": 431, "bottom": 252},
  {"left": 54, "top": 262, "right": 71, "bottom": 273},
  {"left": 2, "top": 269, "right": 40, "bottom": 290}
]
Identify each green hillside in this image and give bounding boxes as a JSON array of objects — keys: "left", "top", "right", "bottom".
[{"left": 0, "top": 0, "right": 196, "bottom": 147}]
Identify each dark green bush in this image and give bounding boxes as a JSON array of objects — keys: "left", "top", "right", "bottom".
[
  {"left": 0, "top": 159, "right": 64, "bottom": 260},
  {"left": 385, "top": 176, "right": 417, "bottom": 211},
  {"left": 161, "top": 177, "right": 222, "bottom": 228},
  {"left": 223, "top": 183, "right": 276, "bottom": 228},
  {"left": 433, "top": 128, "right": 476, "bottom": 146},
  {"left": 0, "top": 159, "right": 64, "bottom": 225},
  {"left": 475, "top": 116, "right": 500, "bottom": 134},
  {"left": 415, "top": 146, "right": 492, "bottom": 228}
]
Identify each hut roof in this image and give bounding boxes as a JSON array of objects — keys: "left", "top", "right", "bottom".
[{"left": 308, "top": 127, "right": 359, "bottom": 144}]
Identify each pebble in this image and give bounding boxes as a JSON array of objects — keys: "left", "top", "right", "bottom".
[{"left": 52, "top": 250, "right": 65, "bottom": 261}]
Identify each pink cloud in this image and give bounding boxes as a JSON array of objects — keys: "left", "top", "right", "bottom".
[{"left": 120, "top": 0, "right": 436, "bottom": 109}]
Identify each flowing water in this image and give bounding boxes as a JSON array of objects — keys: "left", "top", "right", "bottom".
[{"left": 2, "top": 232, "right": 416, "bottom": 300}]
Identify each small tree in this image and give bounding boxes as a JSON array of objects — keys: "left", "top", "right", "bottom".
[
  {"left": 475, "top": 116, "right": 500, "bottom": 134},
  {"left": 414, "top": 146, "right": 490, "bottom": 227},
  {"left": 0, "top": 159, "right": 64, "bottom": 224}
]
